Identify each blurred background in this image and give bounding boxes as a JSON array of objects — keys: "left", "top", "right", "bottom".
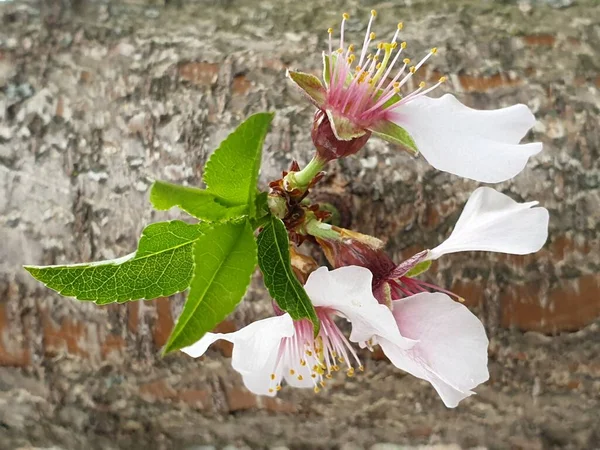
[{"left": 0, "top": 0, "right": 598, "bottom": 449}]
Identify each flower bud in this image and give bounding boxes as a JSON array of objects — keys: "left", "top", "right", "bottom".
[{"left": 311, "top": 109, "right": 371, "bottom": 161}]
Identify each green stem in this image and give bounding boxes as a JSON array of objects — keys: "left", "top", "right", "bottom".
[
  {"left": 304, "top": 217, "right": 341, "bottom": 241},
  {"left": 284, "top": 157, "right": 326, "bottom": 191}
]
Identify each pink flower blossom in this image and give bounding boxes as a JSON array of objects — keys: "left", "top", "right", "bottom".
[{"left": 288, "top": 11, "right": 542, "bottom": 182}]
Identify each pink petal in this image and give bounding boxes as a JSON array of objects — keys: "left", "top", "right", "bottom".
[{"left": 379, "top": 293, "right": 489, "bottom": 407}]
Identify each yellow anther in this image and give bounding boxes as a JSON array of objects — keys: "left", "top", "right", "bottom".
[
  {"left": 359, "top": 365, "right": 365, "bottom": 372},
  {"left": 439, "top": 76, "right": 447, "bottom": 83},
  {"left": 419, "top": 81, "right": 426, "bottom": 88},
  {"left": 366, "top": 54, "right": 372, "bottom": 60},
  {"left": 314, "top": 386, "right": 321, "bottom": 394},
  {"left": 268, "top": 388, "right": 274, "bottom": 393},
  {"left": 458, "top": 296, "right": 466, "bottom": 303},
  {"left": 403, "top": 58, "right": 411, "bottom": 64},
  {"left": 348, "top": 44, "right": 355, "bottom": 52},
  {"left": 325, "top": 373, "right": 333, "bottom": 379},
  {"left": 369, "top": 32, "right": 376, "bottom": 40},
  {"left": 373, "top": 55, "right": 379, "bottom": 61},
  {"left": 393, "top": 81, "right": 400, "bottom": 89},
  {"left": 371, "top": 9, "right": 377, "bottom": 17},
  {"left": 270, "top": 373, "right": 276, "bottom": 380},
  {"left": 289, "top": 369, "right": 295, "bottom": 375},
  {"left": 431, "top": 47, "right": 438, "bottom": 54},
  {"left": 375, "top": 62, "right": 382, "bottom": 70},
  {"left": 312, "top": 364, "right": 319, "bottom": 371},
  {"left": 328, "top": 28, "right": 333, "bottom": 34},
  {"left": 333, "top": 365, "right": 340, "bottom": 372},
  {"left": 300, "top": 359, "right": 307, "bottom": 366},
  {"left": 337, "top": 48, "right": 344, "bottom": 54},
  {"left": 347, "top": 55, "right": 355, "bottom": 64},
  {"left": 276, "top": 385, "right": 282, "bottom": 391},
  {"left": 316, "top": 366, "right": 325, "bottom": 375},
  {"left": 347, "top": 367, "right": 355, "bottom": 377},
  {"left": 398, "top": 22, "right": 404, "bottom": 30},
  {"left": 297, "top": 375, "right": 304, "bottom": 381},
  {"left": 401, "top": 41, "right": 407, "bottom": 49},
  {"left": 409, "top": 66, "right": 416, "bottom": 74},
  {"left": 343, "top": 13, "right": 350, "bottom": 20},
  {"left": 338, "top": 357, "right": 345, "bottom": 363},
  {"left": 377, "top": 42, "right": 384, "bottom": 50},
  {"left": 391, "top": 42, "right": 398, "bottom": 49},
  {"left": 320, "top": 381, "right": 326, "bottom": 388},
  {"left": 311, "top": 373, "right": 317, "bottom": 379},
  {"left": 355, "top": 66, "right": 362, "bottom": 72},
  {"left": 306, "top": 350, "right": 312, "bottom": 357},
  {"left": 331, "top": 352, "right": 337, "bottom": 358}
]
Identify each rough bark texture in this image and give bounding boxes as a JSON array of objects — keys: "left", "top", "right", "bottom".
[{"left": 0, "top": 0, "right": 599, "bottom": 448}]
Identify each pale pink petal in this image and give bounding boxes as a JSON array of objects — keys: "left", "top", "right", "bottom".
[
  {"left": 389, "top": 94, "right": 542, "bottom": 183},
  {"left": 181, "top": 314, "right": 295, "bottom": 375},
  {"left": 304, "top": 266, "right": 416, "bottom": 349},
  {"left": 428, "top": 187, "right": 549, "bottom": 260},
  {"left": 379, "top": 292, "right": 489, "bottom": 408}
]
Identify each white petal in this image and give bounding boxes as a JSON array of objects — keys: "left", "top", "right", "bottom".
[
  {"left": 181, "top": 314, "right": 295, "bottom": 375},
  {"left": 380, "top": 293, "right": 489, "bottom": 408},
  {"left": 390, "top": 94, "right": 542, "bottom": 183},
  {"left": 240, "top": 349, "right": 282, "bottom": 397},
  {"left": 304, "top": 266, "right": 416, "bottom": 349},
  {"left": 428, "top": 187, "right": 549, "bottom": 259}
]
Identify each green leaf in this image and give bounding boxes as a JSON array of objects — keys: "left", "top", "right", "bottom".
[
  {"left": 368, "top": 119, "right": 419, "bottom": 155},
  {"left": 163, "top": 220, "right": 257, "bottom": 353},
  {"left": 257, "top": 216, "right": 319, "bottom": 333},
  {"left": 405, "top": 260, "right": 432, "bottom": 278},
  {"left": 287, "top": 70, "right": 326, "bottom": 106},
  {"left": 24, "top": 221, "right": 206, "bottom": 304},
  {"left": 150, "top": 180, "right": 248, "bottom": 221},
  {"left": 203, "top": 112, "right": 274, "bottom": 218}
]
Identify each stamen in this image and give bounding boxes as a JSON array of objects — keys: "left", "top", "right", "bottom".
[
  {"left": 328, "top": 27, "right": 333, "bottom": 54},
  {"left": 358, "top": 10, "right": 377, "bottom": 67},
  {"left": 391, "top": 22, "right": 403, "bottom": 45},
  {"left": 373, "top": 40, "right": 407, "bottom": 92},
  {"left": 340, "top": 13, "right": 349, "bottom": 49}
]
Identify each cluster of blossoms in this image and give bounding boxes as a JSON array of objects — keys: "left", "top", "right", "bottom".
[{"left": 184, "top": 12, "right": 548, "bottom": 408}]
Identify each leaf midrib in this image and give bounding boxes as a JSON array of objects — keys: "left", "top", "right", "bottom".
[
  {"left": 266, "top": 218, "right": 314, "bottom": 320},
  {"left": 165, "top": 223, "right": 246, "bottom": 350}
]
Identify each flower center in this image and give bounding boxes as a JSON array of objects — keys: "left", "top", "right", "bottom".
[
  {"left": 325, "top": 11, "right": 448, "bottom": 125},
  {"left": 268, "top": 309, "right": 363, "bottom": 394}
]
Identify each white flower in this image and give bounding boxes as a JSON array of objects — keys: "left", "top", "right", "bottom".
[{"left": 181, "top": 266, "right": 413, "bottom": 396}]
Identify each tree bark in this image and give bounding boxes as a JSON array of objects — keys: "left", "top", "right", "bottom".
[{"left": 0, "top": 0, "right": 598, "bottom": 448}]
